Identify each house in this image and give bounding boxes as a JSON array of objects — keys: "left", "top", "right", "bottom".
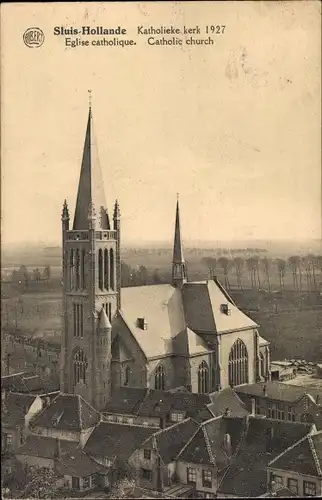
[
  {"left": 270, "top": 361, "right": 297, "bottom": 381},
  {"left": 102, "top": 387, "right": 213, "bottom": 428},
  {"left": 235, "top": 381, "right": 322, "bottom": 429},
  {"left": 216, "top": 417, "right": 315, "bottom": 498},
  {"left": 16, "top": 436, "right": 111, "bottom": 493},
  {"left": 267, "top": 429, "right": 322, "bottom": 497},
  {"left": 83, "top": 421, "right": 156, "bottom": 475},
  {"left": 129, "top": 414, "right": 247, "bottom": 499}
]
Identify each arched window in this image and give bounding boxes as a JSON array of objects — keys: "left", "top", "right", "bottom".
[
  {"left": 81, "top": 249, "right": 86, "bottom": 289},
  {"left": 104, "top": 249, "right": 109, "bottom": 290},
  {"left": 124, "top": 366, "right": 131, "bottom": 387},
  {"left": 110, "top": 249, "right": 115, "bottom": 290},
  {"left": 73, "top": 349, "right": 88, "bottom": 386},
  {"left": 69, "top": 249, "right": 74, "bottom": 290},
  {"left": 198, "top": 361, "right": 209, "bottom": 394},
  {"left": 98, "top": 249, "right": 103, "bottom": 290},
  {"left": 260, "top": 352, "right": 265, "bottom": 378},
  {"left": 75, "top": 249, "right": 80, "bottom": 289},
  {"left": 155, "top": 365, "right": 165, "bottom": 390},
  {"left": 228, "top": 339, "right": 248, "bottom": 387}
]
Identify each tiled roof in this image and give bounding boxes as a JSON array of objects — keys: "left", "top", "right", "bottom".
[
  {"left": 2, "top": 392, "right": 36, "bottom": 427},
  {"left": 217, "top": 417, "right": 313, "bottom": 497},
  {"left": 119, "top": 285, "right": 185, "bottom": 358},
  {"left": 207, "top": 387, "right": 249, "bottom": 418},
  {"left": 117, "top": 279, "right": 258, "bottom": 359},
  {"left": 177, "top": 416, "right": 245, "bottom": 469},
  {"left": 84, "top": 421, "right": 155, "bottom": 463},
  {"left": 103, "top": 387, "right": 146, "bottom": 415},
  {"left": 1, "top": 372, "right": 28, "bottom": 390},
  {"left": 30, "top": 393, "right": 99, "bottom": 431},
  {"left": 142, "top": 418, "right": 199, "bottom": 465},
  {"left": 268, "top": 430, "right": 322, "bottom": 477},
  {"left": 56, "top": 440, "right": 109, "bottom": 477},
  {"left": 16, "top": 435, "right": 58, "bottom": 459},
  {"left": 103, "top": 387, "right": 212, "bottom": 422},
  {"left": 182, "top": 280, "right": 258, "bottom": 334},
  {"left": 235, "top": 381, "right": 322, "bottom": 403}
]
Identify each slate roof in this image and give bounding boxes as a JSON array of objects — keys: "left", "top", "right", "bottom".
[
  {"left": 2, "top": 392, "right": 36, "bottom": 427},
  {"left": 16, "top": 435, "right": 58, "bottom": 459},
  {"left": 103, "top": 387, "right": 212, "bottom": 422},
  {"left": 177, "top": 416, "right": 245, "bottom": 469},
  {"left": 235, "top": 381, "right": 322, "bottom": 403},
  {"left": 55, "top": 440, "right": 109, "bottom": 477},
  {"left": 207, "top": 387, "right": 249, "bottom": 418},
  {"left": 84, "top": 422, "right": 155, "bottom": 463},
  {"left": 30, "top": 393, "right": 99, "bottom": 431},
  {"left": 142, "top": 418, "right": 199, "bottom": 465},
  {"left": 118, "top": 279, "right": 261, "bottom": 359},
  {"left": 217, "top": 417, "right": 313, "bottom": 497},
  {"left": 268, "top": 430, "right": 322, "bottom": 477}
]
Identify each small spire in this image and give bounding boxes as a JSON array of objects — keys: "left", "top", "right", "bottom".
[
  {"left": 172, "top": 196, "right": 187, "bottom": 288},
  {"left": 113, "top": 199, "right": 120, "bottom": 220},
  {"left": 99, "top": 307, "right": 111, "bottom": 330},
  {"left": 88, "top": 89, "right": 92, "bottom": 111},
  {"left": 61, "top": 199, "right": 69, "bottom": 220}
]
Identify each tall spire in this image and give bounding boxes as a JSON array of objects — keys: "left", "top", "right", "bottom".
[
  {"left": 172, "top": 194, "right": 187, "bottom": 288},
  {"left": 73, "top": 95, "right": 109, "bottom": 230}
]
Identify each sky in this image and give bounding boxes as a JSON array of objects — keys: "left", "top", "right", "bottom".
[{"left": 1, "top": 1, "right": 321, "bottom": 246}]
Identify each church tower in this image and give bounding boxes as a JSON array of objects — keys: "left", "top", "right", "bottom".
[
  {"left": 172, "top": 196, "right": 187, "bottom": 288},
  {"left": 60, "top": 102, "right": 121, "bottom": 409}
]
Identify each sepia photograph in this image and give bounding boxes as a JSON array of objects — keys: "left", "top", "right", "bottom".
[{"left": 1, "top": 1, "right": 321, "bottom": 498}]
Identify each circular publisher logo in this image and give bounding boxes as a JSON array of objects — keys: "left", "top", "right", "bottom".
[{"left": 23, "top": 27, "right": 45, "bottom": 48}]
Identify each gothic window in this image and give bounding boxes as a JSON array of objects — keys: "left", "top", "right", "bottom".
[
  {"left": 155, "top": 365, "right": 165, "bottom": 390},
  {"left": 260, "top": 353, "right": 265, "bottom": 378},
  {"left": 73, "top": 304, "right": 84, "bottom": 338},
  {"left": 81, "top": 249, "right": 86, "bottom": 289},
  {"left": 198, "top": 361, "right": 209, "bottom": 394},
  {"left": 73, "top": 349, "right": 88, "bottom": 386},
  {"left": 124, "top": 366, "right": 131, "bottom": 386},
  {"left": 69, "top": 249, "right": 74, "bottom": 290},
  {"left": 104, "top": 249, "right": 109, "bottom": 290},
  {"left": 75, "top": 249, "right": 80, "bottom": 289},
  {"left": 103, "top": 303, "right": 112, "bottom": 322},
  {"left": 98, "top": 249, "right": 103, "bottom": 290},
  {"left": 228, "top": 339, "right": 248, "bottom": 387},
  {"left": 110, "top": 249, "right": 115, "bottom": 290}
]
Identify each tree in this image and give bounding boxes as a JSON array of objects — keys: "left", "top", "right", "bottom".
[
  {"left": 252, "top": 256, "right": 261, "bottom": 289},
  {"left": 138, "top": 265, "right": 148, "bottom": 285},
  {"left": 246, "top": 257, "right": 257, "bottom": 289},
  {"left": 276, "top": 258, "right": 286, "bottom": 291},
  {"left": 307, "top": 254, "right": 317, "bottom": 291},
  {"left": 21, "top": 465, "right": 65, "bottom": 499},
  {"left": 218, "top": 257, "right": 231, "bottom": 290},
  {"left": 262, "top": 257, "right": 271, "bottom": 292},
  {"left": 32, "top": 268, "right": 41, "bottom": 283},
  {"left": 201, "top": 257, "right": 216, "bottom": 279},
  {"left": 18, "top": 265, "right": 29, "bottom": 287},
  {"left": 152, "top": 269, "right": 162, "bottom": 284},
  {"left": 288, "top": 256, "right": 300, "bottom": 291},
  {"left": 43, "top": 266, "right": 51, "bottom": 283},
  {"left": 233, "top": 257, "right": 244, "bottom": 290}
]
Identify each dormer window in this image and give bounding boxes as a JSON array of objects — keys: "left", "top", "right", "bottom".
[
  {"left": 221, "top": 303, "right": 231, "bottom": 315},
  {"left": 137, "top": 317, "right": 148, "bottom": 330}
]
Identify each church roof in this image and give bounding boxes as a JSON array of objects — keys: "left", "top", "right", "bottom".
[
  {"left": 118, "top": 279, "right": 258, "bottom": 359},
  {"left": 29, "top": 393, "right": 99, "bottom": 431},
  {"left": 73, "top": 108, "right": 109, "bottom": 230}
]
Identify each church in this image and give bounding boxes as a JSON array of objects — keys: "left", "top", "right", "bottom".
[{"left": 60, "top": 104, "right": 271, "bottom": 410}]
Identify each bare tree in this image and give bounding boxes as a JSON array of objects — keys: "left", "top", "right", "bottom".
[
  {"left": 246, "top": 257, "right": 256, "bottom": 289},
  {"left": 262, "top": 257, "right": 271, "bottom": 292},
  {"left": 202, "top": 257, "right": 217, "bottom": 279},
  {"left": 218, "top": 257, "right": 231, "bottom": 290},
  {"left": 288, "top": 256, "right": 300, "bottom": 291},
  {"left": 307, "top": 254, "right": 317, "bottom": 291},
  {"left": 276, "top": 258, "right": 286, "bottom": 291},
  {"left": 233, "top": 257, "right": 244, "bottom": 290}
]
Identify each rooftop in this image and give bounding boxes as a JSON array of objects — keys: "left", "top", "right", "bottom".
[
  {"left": 235, "top": 381, "right": 321, "bottom": 403},
  {"left": 2, "top": 392, "right": 36, "bottom": 427}
]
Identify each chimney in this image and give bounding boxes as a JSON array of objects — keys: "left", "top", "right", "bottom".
[
  {"left": 251, "top": 398, "right": 256, "bottom": 416},
  {"left": 223, "top": 407, "right": 231, "bottom": 417},
  {"left": 263, "top": 384, "right": 267, "bottom": 397},
  {"left": 223, "top": 433, "right": 232, "bottom": 456}
]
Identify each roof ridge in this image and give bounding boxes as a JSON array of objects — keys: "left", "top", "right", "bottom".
[
  {"left": 175, "top": 425, "right": 201, "bottom": 460},
  {"left": 200, "top": 415, "right": 222, "bottom": 427},
  {"left": 268, "top": 429, "right": 314, "bottom": 467},
  {"left": 308, "top": 434, "right": 322, "bottom": 476},
  {"left": 202, "top": 425, "right": 216, "bottom": 465}
]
